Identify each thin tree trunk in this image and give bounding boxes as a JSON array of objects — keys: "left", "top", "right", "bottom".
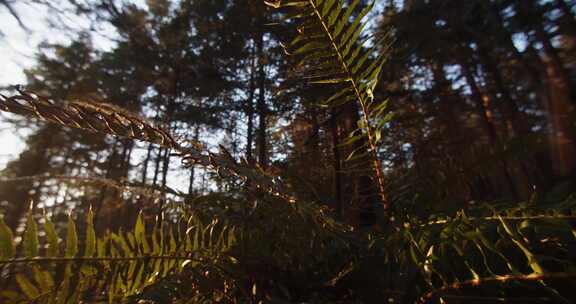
[
  {"left": 161, "top": 148, "right": 170, "bottom": 188},
  {"left": 94, "top": 138, "right": 120, "bottom": 228},
  {"left": 431, "top": 62, "right": 477, "bottom": 201},
  {"left": 541, "top": 53, "right": 576, "bottom": 177},
  {"left": 117, "top": 140, "right": 129, "bottom": 177},
  {"left": 476, "top": 44, "right": 526, "bottom": 138},
  {"left": 152, "top": 147, "right": 163, "bottom": 186},
  {"left": 188, "top": 126, "right": 200, "bottom": 195},
  {"left": 461, "top": 60, "right": 498, "bottom": 142},
  {"left": 460, "top": 57, "right": 521, "bottom": 200},
  {"left": 336, "top": 100, "right": 379, "bottom": 226},
  {"left": 330, "top": 110, "right": 343, "bottom": 219},
  {"left": 256, "top": 31, "right": 267, "bottom": 168},
  {"left": 246, "top": 42, "right": 257, "bottom": 164},
  {"left": 142, "top": 144, "right": 153, "bottom": 183}
]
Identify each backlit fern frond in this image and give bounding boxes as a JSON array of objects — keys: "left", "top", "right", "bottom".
[
  {"left": 0, "top": 174, "right": 188, "bottom": 202},
  {"left": 0, "top": 207, "right": 236, "bottom": 303},
  {"left": 369, "top": 197, "right": 576, "bottom": 303},
  {"left": 0, "top": 88, "right": 297, "bottom": 205},
  {"left": 266, "top": 0, "right": 395, "bottom": 210}
]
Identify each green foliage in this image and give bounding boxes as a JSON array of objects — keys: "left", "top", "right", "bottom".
[
  {"left": 1, "top": 191, "right": 575, "bottom": 303},
  {"left": 0, "top": 216, "right": 15, "bottom": 259},
  {"left": 266, "top": 0, "right": 395, "bottom": 208},
  {"left": 1, "top": 1, "right": 576, "bottom": 303},
  {"left": 374, "top": 199, "right": 576, "bottom": 303},
  {"left": 0, "top": 208, "right": 236, "bottom": 303}
]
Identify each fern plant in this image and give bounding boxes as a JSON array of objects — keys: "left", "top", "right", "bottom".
[
  {"left": 265, "top": 0, "right": 395, "bottom": 211},
  {"left": 1, "top": 1, "right": 576, "bottom": 303},
  {"left": 0, "top": 206, "right": 236, "bottom": 303}
]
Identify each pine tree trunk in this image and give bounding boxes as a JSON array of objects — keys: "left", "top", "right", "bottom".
[
  {"left": 246, "top": 42, "right": 257, "bottom": 164},
  {"left": 188, "top": 126, "right": 200, "bottom": 195},
  {"left": 256, "top": 31, "right": 268, "bottom": 168},
  {"left": 330, "top": 110, "right": 343, "bottom": 219},
  {"left": 460, "top": 60, "right": 498, "bottom": 142},
  {"left": 527, "top": 1, "right": 576, "bottom": 176},
  {"left": 476, "top": 44, "right": 526, "bottom": 138},
  {"left": 460, "top": 57, "right": 522, "bottom": 200},
  {"left": 142, "top": 144, "right": 153, "bottom": 183},
  {"left": 152, "top": 147, "right": 163, "bottom": 186},
  {"left": 161, "top": 148, "right": 170, "bottom": 188},
  {"left": 430, "top": 62, "right": 477, "bottom": 201},
  {"left": 336, "top": 101, "right": 379, "bottom": 226}
]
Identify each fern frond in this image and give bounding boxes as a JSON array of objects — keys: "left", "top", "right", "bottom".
[
  {"left": 0, "top": 208, "right": 236, "bottom": 303},
  {"left": 418, "top": 272, "right": 576, "bottom": 304},
  {"left": 0, "top": 89, "right": 297, "bottom": 205},
  {"left": 267, "top": 0, "right": 395, "bottom": 210},
  {"left": 0, "top": 174, "right": 188, "bottom": 202},
  {"left": 372, "top": 199, "right": 576, "bottom": 303}
]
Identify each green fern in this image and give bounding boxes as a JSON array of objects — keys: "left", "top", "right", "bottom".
[
  {"left": 0, "top": 208, "right": 236, "bottom": 303},
  {"left": 1, "top": 11, "right": 575, "bottom": 301},
  {"left": 266, "top": 0, "right": 395, "bottom": 211},
  {"left": 368, "top": 197, "right": 576, "bottom": 303}
]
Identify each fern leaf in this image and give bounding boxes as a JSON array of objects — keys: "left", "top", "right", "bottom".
[{"left": 269, "top": 0, "right": 394, "bottom": 210}]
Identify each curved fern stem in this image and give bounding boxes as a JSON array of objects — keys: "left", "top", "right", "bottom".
[
  {"left": 423, "top": 214, "right": 576, "bottom": 226},
  {"left": 0, "top": 255, "right": 203, "bottom": 265},
  {"left": 418, "top": 272, "right": 576, "bottom": 304}
]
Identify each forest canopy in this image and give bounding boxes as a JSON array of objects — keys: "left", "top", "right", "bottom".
[{"left": 0, "top": 0, "right": 575, "bottom": 303}]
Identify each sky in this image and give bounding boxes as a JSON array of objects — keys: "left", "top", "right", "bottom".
[
  {"left": 0, "top": 1, "right": 203, "bottom": 193},
  {"left": 0, "top": 1, "right": 113, "bottom": 170},
  {"left": 0, "top": 1, "right": 49, "bottom": 169}
]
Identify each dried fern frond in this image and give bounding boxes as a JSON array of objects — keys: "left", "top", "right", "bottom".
[
  {"left": 0, "top": 88, "right": 297, "bottom": 204},
  {"left": 0, "top": 174, "right": 188, "bottom": 201},
  {"left": 0, "top": 89, "right": 177, "bottom": 147}
]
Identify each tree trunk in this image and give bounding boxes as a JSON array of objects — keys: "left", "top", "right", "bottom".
[
  {"left": 460, "top": 60, "right": 498, "bottom": 142},
  {"left": 142, "top": 144, "right": 154, "bottom": 183},
  {"left": 188, "top": 126, "right": 200, "bottom": 195},
  {"left": 336, "top": 101, "right": 379, "bottom": 226},
  {"left": 430, "top": 62, "right": 477, "bottom": 201},
  {"left": 541, "top": 53, "right": 576, "bottom": 177},
  {"left": 527, "top": 1, "right": 576, "bottom": 176},
  {"left": 152, "top": 147, "right": 163, "bottom": 186},
  {"left": 329, "top": 110, "right": 343, "bottom": 219},
  {"left": 246, "top": 41, "right": 257, "bottom": 164},
  {"left": 161, "top": 147, "right": 170, "bottom": 188},
  {"left": 460, "top": 57, "right": 521, "bottom": 200},
  {"left": 476, "top": 44, "right": 527, "bottom": 138},
  {"left": 556, "top": 0, "right": 576, "bottom": 38},
  {"left": 256, "top": 31, "right": 268, "bottom": 168}
]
